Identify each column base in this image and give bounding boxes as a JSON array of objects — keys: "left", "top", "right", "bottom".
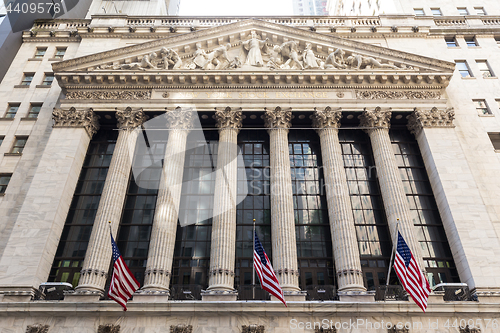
[
  {"left": 0, "top": 287, "right": 37, "bottom": 302},
  {"left": 64, "top": 290, "right": 103, "bottom": 302},
  {"left": 338, "top": 290, "right": 375, "bottom": 302},
  {"left": 201, "top": 289, "right": 238, "bottom": 301},
  {"left": 132, "top": 290, "right": 170, "bottom": 302}
]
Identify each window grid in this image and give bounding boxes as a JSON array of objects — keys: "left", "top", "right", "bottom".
[
  {"left": 54, "top": 48, "right": 66, "bottom": 59},
  {"left": 473, "top": 99, "right": 491, "bottom": 115},
  {"left": 0, "top": 174, "right": 11, "bottom": 194},
  {"left": 235, "top": 130, "right": 272, "bottom": 297},
  {"left": 5, "top": 104, "right": 19, "bottom": 118},
  {"left": 465, "top": 37, "right": 478, "bottom": 47},
  {"left": 431, "top": 8, "right": 442, "bottom": 16},
  {"left": 456, "top": 61, "right": 472, "bottom": 78},
  {"left": 48, "top": 129, "right": 117, "bottom": 287},
  {"left": 476, "top": 60, "right": 493, "bottom": 78},
  {"left": 28, "top": 104, "right": 42, "bottom": 118},
  {"left": 34, "top": 47, "right": 47, "bottom": 58},
  {"left": 391, "top": 129, "right": 459, "bottom": 287},
  {"left": 21, "top": 73, "right": 34, "bottom": 86},
  {"left": 340, "top": 130, "right": 391, "bottom": 289},
  {"left": 10, "top": 136, "right": 28, "bottom": 154},
  {"left": 289, "top": 130, "right": 334, "bottom": 288},
  {"left": 445, "top": 37, "right": 458, "bottom": 47},
  {"left": 42, "top": 73, "right": 54, "bottom": 86}
]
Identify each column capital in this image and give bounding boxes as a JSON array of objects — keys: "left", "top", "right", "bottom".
[
  {"left": 263, "top": 107, "right": 292, "bottom": 130},
  {"left": 358, "top": 107, "right": 392, "bottom": 130},
  {"left": 166, "top": 107, "right": 195, "bottom": 130},
  {"left": 407, "top": 107, "right": 455, "bottom": 135},
  {"left": 52, "top": 107, "right": 100, "bottom": 137},
  {"left": 214, "top": 107, "right": 243, "bottom": 131},
  {"left": 311, "top": 106, "right": 342, "bottom": 130},
  {"left": 115, "top": 107, "right": 148, "bottom": 130}
]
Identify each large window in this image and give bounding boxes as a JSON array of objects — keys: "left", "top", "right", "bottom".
[
  {"left": 456, "top": 61, "right": 473, "bottom": 78},
  {"left": 34, "top": 47, "right": 47, "bottom": 58},
  {"left": 10, "top": 136, "right": 28, "bottom": 153},
  {"left": 5, "top": 103, "right": 19, "bottom": 118},
  {"left": 391, "top": 129, "right": 459, "bottom": 287},
  {"left": 0, "top": 174, "right": 11, "bottom": 194},
  {"left": 48, "top": 129, "right": 117, "bottom": 287},
  {"left": 28, "top": 104, "right": 42, "bottom": 118},
  {"left": 235, "top": 129, "right": 271, "bottom": 300},
  {"left": 21, "top": 73, "right": 34, "bottom": 86},
  {"left": 289, "top": 129, "right": 334, "bottom": 291},
  {"left": 340, "top": 129, "right": 391, "bottom": 290},
  {"left": 476, "top": 60, "right": 494, "bottom": 78}
]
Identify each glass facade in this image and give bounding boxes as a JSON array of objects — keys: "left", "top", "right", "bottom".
[
  {"left": 340, "top": 129, "right": 391, "bottom": 290},
  {"left": 390, "top": 129, "right": 459, "bottom": 287},
  {"left": 49, "top": 129, "right": 117, "bottom": 287}
]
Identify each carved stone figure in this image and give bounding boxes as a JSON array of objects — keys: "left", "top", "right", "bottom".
[
  {"left": 228, "top": 56, "right": 242, "bottom": 69},
  {"left": 345, "top": 54, "right": 399, "bottom": 70},
  {"left": 324, "top": 48, "right": 347, "bottom": 69},
  {"left": 160, "top": 47, "right": 182, "bottom": 69},
  {"left": 302, "top": 43, "right": 321, "bottom": 69},
  {"left": 241, "top": 31, "right": 269, "bottom": 67},
  {"left": 203, "top": 43, "right": 232, "bottom": 70},
  {"left": 120, "top": 52, "right": 158, "bottom": 70},
  {"left": 276, "top": 40, "right": 303, "bottom": 70},
  {"left": 191, "top": 42, "right": 208, "bottom": 69}
]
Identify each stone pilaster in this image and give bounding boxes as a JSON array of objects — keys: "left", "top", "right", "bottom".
[
  {"left": 359, "top": 107, "right": 424, "bottom": 269},
  {"left": 311, "top": 107, "right": 366, "bottom": 294},
  {"left": 73, "top": 108, "right": 147, "bottom": 296},
  {"left": 0, "top": 108, "right": 99, "bottom": 301},
  {"left": 141, "top": 108, "right": 194, "bottom": 293},
  {"left": 203, "top": 107, "right": 242, "bottom": 301},
  {"left": 263, "top": 107, "right": 301, "bottom": 296}
]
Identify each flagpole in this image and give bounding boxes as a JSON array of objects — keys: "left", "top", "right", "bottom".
[
  {"left": 252, "top": 218, "right": 256, "bottom": 300},
  {"left": 384, "top": 218, "right": 400, "bottom": 300}
]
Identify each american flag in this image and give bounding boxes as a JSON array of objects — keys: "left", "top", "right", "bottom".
[
  {"left": 394, "top": 231, "right": 431, "bottom": 312},
  {"left": 108, "top": 232, "right": 140, "bottom": 311},
  {"left": 253, "top": 232, "right": 287, "bottom": 306}
]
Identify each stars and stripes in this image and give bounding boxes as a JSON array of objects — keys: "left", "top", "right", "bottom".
[
  {"left": 394, "top": 231, "right": 431, "bottom": 312},
  {"left": 108, "top": 232, "right": 140, "bottom": 311},
  {"left": 253, "top": 232, "right": 287, "bottom": 307}
]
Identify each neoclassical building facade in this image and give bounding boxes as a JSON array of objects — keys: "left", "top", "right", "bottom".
[{"left": 0, "top": 7, "right": 500, "bottom": 333}]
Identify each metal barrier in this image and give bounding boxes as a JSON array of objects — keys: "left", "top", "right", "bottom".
[
  {"left": 375, "top": 285, "right": 409, "bottom": 301},
  {"left": 34, "top": 282, "right": 74, "bottom": 300},
  {"left": 433, "top": 283, "right": 477, "bottom": 301},
  {"left": 169, "top": 284, "right": 204, "bottom": 300},
  {"left": 305, "top": 285, "right": 337, "bottom": 301}
]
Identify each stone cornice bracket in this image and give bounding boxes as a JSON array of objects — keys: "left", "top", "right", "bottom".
[
  {"left": 358, "top": 106, "right": 392, "bottom": 131},
  {"left": 52, "top": 107, "right": 100, "bottom": 137},
  {"left": 311, "top": 106, "right": 342, "bottom": 131},
  {"left": 214, "top": 107, "right": 243, "bottom": 132},
  {"left": 407, "top": 107, "right": 455, "bottom": 135},
  {"left": 166, "top": 107, "right": 195, "bottom": 130},
  {"left": 263, "top": 107, "right": 293, "bottom": 131},
  {"left": 115, "top": 107, "right": 148, "bottom": 130}
]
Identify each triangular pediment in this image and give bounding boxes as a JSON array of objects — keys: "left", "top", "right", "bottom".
[{"left": 53, "top": 19, "right": 454, "bottom": 88}]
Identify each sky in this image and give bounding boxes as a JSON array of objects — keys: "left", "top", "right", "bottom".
[{"left": 179, "top": 0, "right": 294, "bottom": 16}]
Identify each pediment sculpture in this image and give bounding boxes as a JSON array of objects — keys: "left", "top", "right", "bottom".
[{"left": 93, "top": 32, "right": 413, "bottom": 72}]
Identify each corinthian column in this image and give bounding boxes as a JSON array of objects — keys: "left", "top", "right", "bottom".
[
  {"left": 359, "top": 107, "right": 424, "bottom": 268},
  {"left": 74, "top": 108, "right": 147, "bottom": 296},
  {"left": 311, "top": 107, "right": 366, "bottom": 294},
  {"left": 203, "top": 107, "right": 242, "bottom": 301},
  {"left": 141, "top": 108, "right": 194, "bottom": 293},
  {"left": 263, "top": 107, "right": 302, "bottom": 299}
]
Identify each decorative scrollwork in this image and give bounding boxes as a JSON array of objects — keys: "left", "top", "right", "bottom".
[
  {"left": 355, "top": 90, "right": 441, "bottom": 99},
  {"left": 166, "top": 107, "right": 195, "bottom": 130},
  {"left": 52, "top": 107, "right": 100, "bottom": 137},
  {"left": 169, "top": 325, "right": 192, "bottom": 333},
  {"left": 359, "top": 107, "right": 392, "bottom": 129},
  {"left": 214, "top": 107, "right": 243, "bottom": 131},
  {"left": 311, "top": 107, "right": 342, "bottom": 130},
  {"left": 97, "top": 325, "right": 120, "bottom": 333},
  {"left": 387, "top": 325, "right": 409, "bottom": 333},
  {"left": 315, "top": 328, "right": 337, "bottom": 333},
  {"left": 459, "top": 325, "right": 481, "bottom": 333},
  {"left": 66, "top": 90, "right": 151, "bottom": 100},
  {"left": 26, "top": 324, "right": 49, "bottom": 333},
  {"left": 263, "top": 107, "right": 292, "bottom": 130},
  {"left": 242, "top": 325, "right": 265, "bottom": 333},
  {"left": 116, "top": 108, "right": 148, "bottom": 130},
  {"left": 407, "top": 107, "right": 455, "bottom": 135}
]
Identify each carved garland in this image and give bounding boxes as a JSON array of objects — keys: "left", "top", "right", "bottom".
[
  {"left": 242, "top": 325, "right": 265, "bottom": 333},
  {"left": 170, "top": 325, "right": 192, "bottom": 333},
  {"left": 97, "top": 325, "right": 120, "bottom": 333},
  {"left": 66, "top": 90, "right": 151, "bottom": 100},
  {"left": 26, "top": 324, "right": 50, "bottom": 333},
  {"left": 356, "top": 90, "right": 441, "bottom": 99}
]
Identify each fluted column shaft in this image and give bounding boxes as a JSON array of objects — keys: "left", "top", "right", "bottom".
[
  {"left": 207, "top": 109, "right": 242, "bottom": 291},
  {"left": 360, "top": 108, "right": 424, "bottom": 269},
  {"left": 76, "top": 109, "right": 147, "bottom": 293},
  {"left": 142, "top": 110, "right": 193, "bottom": 291},
  {"left": 264, "top": 108, "right": 300, "bottom": 292},
  {"left": 312, "top": 108, "right": 366, "bottom": 291}
]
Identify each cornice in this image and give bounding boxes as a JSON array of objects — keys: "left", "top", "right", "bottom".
[
  {"left": 51, "top": 19, "right": 455, "bottom": 72},
  {"left": 62, "top": 85, "right": 444, "bottom": 90}
]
